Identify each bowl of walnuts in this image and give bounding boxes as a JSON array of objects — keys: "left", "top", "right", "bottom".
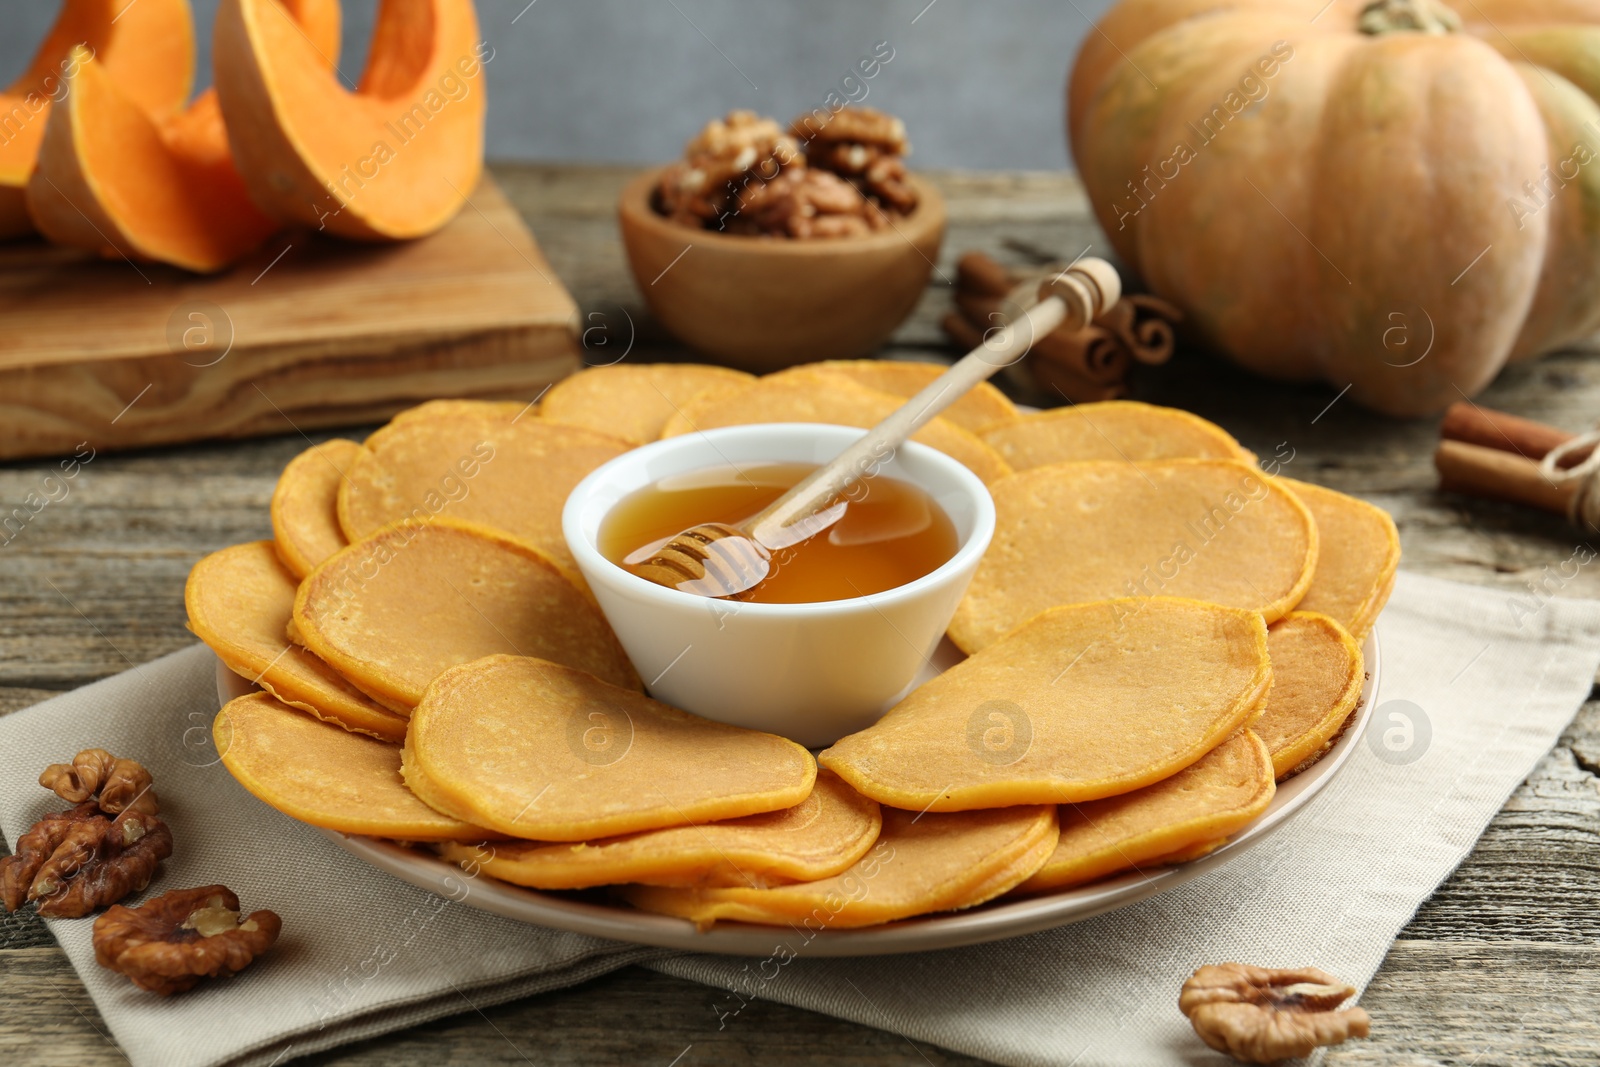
[{"left": 619, "top": 107, "right": 946, "bottom": 370}]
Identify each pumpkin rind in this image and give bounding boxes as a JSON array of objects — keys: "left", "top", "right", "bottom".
[{"left": 1070, "top": 0, "right": 1600, "bottom": 416}]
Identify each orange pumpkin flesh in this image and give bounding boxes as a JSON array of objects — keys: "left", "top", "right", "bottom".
[
  {"left": 26, "top": 1, "right": 340, "bottom": 273},
  {"left": 0, "top": 0, "right": 193, "bottom": 239},
  {"left": 215, "top": 0, "right": 487, "bottom": 241},
  {"left": 1070, "top": 0, "right": 1600, "bottom": 416}
]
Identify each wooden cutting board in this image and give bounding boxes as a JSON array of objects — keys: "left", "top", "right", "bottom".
[{"left": 0, "top": 176, "right": 580, "bottom": 461}]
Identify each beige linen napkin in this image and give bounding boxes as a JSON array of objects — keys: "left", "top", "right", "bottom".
[
  {"left": 649, "top": 571, "right": 1600, "bottom": 1064},
  {"left": 2, "top": 571, "right": 1597, "bottom": 1066},
  {"left": 0, "top": 650, "right": 662, "bottom": 1067}
]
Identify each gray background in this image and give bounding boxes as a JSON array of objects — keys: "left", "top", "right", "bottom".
[{"left": 6, "top": 0, "right": 1118, "bottom": 170}]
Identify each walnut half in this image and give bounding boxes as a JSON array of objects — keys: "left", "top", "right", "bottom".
[
  {"left": 1179, "top": 963, "right": 1371, "bottom": 1064},
  {"left": 39, "top": 748, "right": 159, "bottom": 816},
  {"left": 94, "top": 885, "right": 282, "bottom": 995}
]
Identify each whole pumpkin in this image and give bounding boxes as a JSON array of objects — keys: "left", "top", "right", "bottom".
[{"left": 1069, "top": 0, "right": 1600, "bottom": 417}]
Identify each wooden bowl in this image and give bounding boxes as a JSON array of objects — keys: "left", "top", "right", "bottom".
[{"left": 618, "top": 168, "right": 946, "bottom": 371}]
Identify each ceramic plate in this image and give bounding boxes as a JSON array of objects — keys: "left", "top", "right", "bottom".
[{"left": 214, "top": 629, "right": 1378, "bottom": 957}]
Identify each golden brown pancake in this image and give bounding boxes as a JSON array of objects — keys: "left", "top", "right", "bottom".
[
  {"left": 541, "top": 363, "right": 756, "bottom": 444},
  {"left": 620, "top": 804, "right": 1058, "bottom": 930},
  {"left": 949, "top": 459, "right": 1317, "bottom": 653},
  {"left": 772, "top": 359, "right": 1020, "bottom": 435},
  {"left": 216, "top": 692, "right": 493, "bottom": 840},
  {"left": 271, "top": 438, "right": 361, "bottom": 579},
  {"left": 437, "top": 771, "right": 878, "bottom": 889},
  {"left": 339, "top": 408, "right": 630, "bottom": 572},
  {"left": 403, "top": 655, "right": 816, "bottom": 841},
  {"left": 1014, "top": 730, "right": 1274, "bottom": 894},
  {"left": 186, "top": 541, "right": 406, "bottom": 741},
  {"left": 821, "top": 598, "right": 1272, "bottom": 811},
  {"left": 1256, "top": 611, "right": 1365, "bottom": 779},
  {"left": 293, "top": 519, "right": 639, "bottom": 713},
  {"left": 1277, "top": 478, "right": 1400, "bottom": 640},
  {"left": 980, "top": 401, "right": 1250, "bottom": 470},
  {"left": 659, "top": 370, "right": 1013, "bottom": 485}
]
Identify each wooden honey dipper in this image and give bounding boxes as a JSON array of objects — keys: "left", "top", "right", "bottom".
[{"left": 629, "top": 257, "right": 1122, "bottom": 598}]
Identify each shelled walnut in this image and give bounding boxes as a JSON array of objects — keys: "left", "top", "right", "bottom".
[
  {"left": 1179, "top": 963, "right": 1371, "bottom": 1064},
  {"left": 94, "top": 885, "right": 282, "bottom": 995},
  {"left": 655, "top": 106, "right": 917, "bottom": 238},
  {"left": 793, "top": 106, "right": 917, "bottom": 213},
  {"left": 0, "top": 803, "right": 173, "bottom": 918},
  {"left": 39, "top": 748, "right": 159, "bottom": 816}
]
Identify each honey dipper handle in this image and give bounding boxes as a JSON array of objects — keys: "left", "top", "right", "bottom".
[{"left": 747, "top": 292, "right": 1073, "bottom": 546}]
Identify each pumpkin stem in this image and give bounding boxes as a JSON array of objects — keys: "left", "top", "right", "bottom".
[{"left": 1359, "top": 0, "right": 1462, "bottom": 34}]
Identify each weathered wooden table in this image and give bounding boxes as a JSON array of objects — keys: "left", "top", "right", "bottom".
[{"left": 2, "top": 165, "right": 1597, "bottom": 1067}]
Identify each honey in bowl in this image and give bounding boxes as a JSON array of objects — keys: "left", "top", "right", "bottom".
[{"left": 600, "top": 462, "right": 959, "bottom": 604}]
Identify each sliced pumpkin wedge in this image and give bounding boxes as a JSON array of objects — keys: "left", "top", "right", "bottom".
[
  {"left": 28, "top": 2, "right": 339, "bottom": 272},
  {"left": 215, "top": 0, "right": 487, "bottom": 240},
  {"left": 0, "top": 0, "right": 193, "bottom": 238}
]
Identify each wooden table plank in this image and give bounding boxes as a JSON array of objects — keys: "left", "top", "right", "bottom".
[{"left": 3, "top": 163, "right": 1599, "bottom": 1067}]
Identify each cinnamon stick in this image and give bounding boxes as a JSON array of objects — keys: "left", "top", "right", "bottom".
[
  {"left": 1434, "top": 439, "right": 1576, "bottom": 517},
  {"left": 952, "top": 292, "right": 1131, "bottom": 385},
  {"left": 955, "top": 252, "right": 1015, "bottom": 298},
  {"left": 939, "top": 313, "right": 1126, "bottom": 403},
  {"left": 1439, "top": 402, "right": 1588, "bottom": 467}
]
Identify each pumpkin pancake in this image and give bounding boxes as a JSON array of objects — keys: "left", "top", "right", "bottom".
[
  {"left": 658, "top": 370, "right": 1013, "bottom": 485},
  {"left": 773, "top": 360, "right": 1020, "bottom": 435},
  {"left": 948, "top": 458, "right": 1316, "bottom": 653},
  {"left": 368, "top": 399, "right": 531, "bottom": 444},
  {"left": 1278, "top": 478, "right": 1400, "bottom": 640},
  {"left": 271, "top": 438, "right": 361, "bottom": 579},
  {"left": 1256, "top": 612, "right": 1365, "bottom": 780},
  {"left": 403, "top": 655, "right": 816, "bottom": 841},
  {"left": 620, "top": 804, "right": 1058, "bottom": 930},
  {"left": 1014, "top": 731, "right": 1275, "bottom": 895},
  {"left": 437, "top": 771, "right": 879, "bottom": 889},
  {"left": 293, "top": 519, "right": 639, "bottom": 713},
  {"left": 186, "top": 541, "right": 406, "bottom": 741},
  {"left": 979, "top": 401, "right": 1251, "bottom": 470},
  {"left": 820, "top": 598, "right": 1272, "bottom": 812},
  {"left": 542, "top": 363, "right": 756, "bottom": 445},
  {"left": 216, "top": 692, "right": 493, "bottom": 840},
  {"left": 339, "top": 409, "right": 630, "bottom": 571}
]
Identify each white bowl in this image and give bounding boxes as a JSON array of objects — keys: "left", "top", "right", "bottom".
[{"left": 561, "top": 424, "right": 996, "bottom": 747}]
